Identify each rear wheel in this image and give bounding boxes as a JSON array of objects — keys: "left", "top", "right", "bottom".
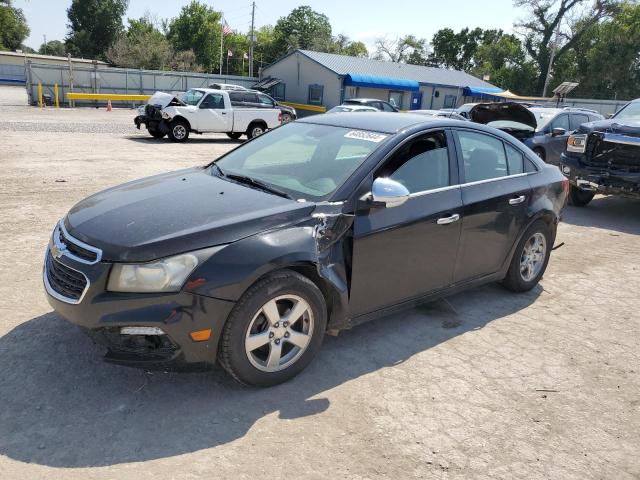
[
  {"left": 568, "top": 185, "right": 595, "bottom": 207},
  {"left": 502, "top": 220, "right": 552, "bottom": 292},
  {"left": 226, "top": 132, "right": 242, "bottom": 140},
  {"left": 218, "top": 270, "right": 327, "bottom": 387},
  {"left": 168, "top": 119, "right": 189, "bottom": 143},
  {"left": 246, "top": 122, "right": 267, "bottom": 140}
]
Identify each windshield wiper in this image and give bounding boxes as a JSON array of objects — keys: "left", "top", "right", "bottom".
[{"left": 225, "top": 173, "right": 293, "bottom": 200}]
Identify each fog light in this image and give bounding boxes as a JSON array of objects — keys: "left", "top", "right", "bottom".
[
  {"left": 190, "top": 329, "right": 212, "bottom": 342},
  {"left": 120, "top": 326, "right": 165, "bottom": 336},
  {"left": 562, "top": 165, "right": 571, "bottom": 174}
]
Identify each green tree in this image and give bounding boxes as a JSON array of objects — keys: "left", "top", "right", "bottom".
[
  {"left": 167, "top": 1, "right": 222, "bottom": 72},
  {"left": 254, "top": 25, "right": 279, "bottom": 68},
  {"left": 38, "top": 40, "right": 66, "bottom": 56},
  {"left": 0, "top": 0, "right": 30, "bottom": 51},
  {"left": 65, "top": 0, "right": 128, "bottom": 59},
  {"left": 329, "top": 34, "right": 368, "bottom": 57},
  {"left": 273, "top": 6, "right": 333, "bottom": 53},
  {"left": 224, "top": 32, "right": 250, "bottom": 76},
  {"left": 106, "top": 16, "right": 173, "bottom": 70}
]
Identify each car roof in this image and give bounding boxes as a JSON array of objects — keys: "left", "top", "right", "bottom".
[{"left": 298, "top": 112, "right": 447, "bottom": 133}]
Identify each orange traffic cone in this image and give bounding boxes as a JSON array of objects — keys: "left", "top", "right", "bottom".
[{"left": 106, "top": 99, "right": 112, "bottom": 112}]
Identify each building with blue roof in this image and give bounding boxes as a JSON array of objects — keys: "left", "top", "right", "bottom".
[{"left": 259, "top": 49, "right": 500, "bottom": 113}]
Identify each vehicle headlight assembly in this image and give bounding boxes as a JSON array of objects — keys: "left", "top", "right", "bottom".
[
  {"left": 161, "top": 111, "right": 172, "bottom": 120},
  {"left": 107, "top": 245, "right": 225, "bottom": 293},
  {"left": 567, "top": 134, "right": 588, "bottom": 153}
]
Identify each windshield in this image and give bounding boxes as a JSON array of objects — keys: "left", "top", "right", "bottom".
[
  {"left": 529, "top": 109, "right": 561, "bottom": 130},
  {"left": 181, "top": 89, "right": 205, "bottom": 106},
  {"left": 613, "top": 102, "right": 640, "bottom": 121},
  {"left": 213, "top": 122, "right": 389, "bottom": 201}
]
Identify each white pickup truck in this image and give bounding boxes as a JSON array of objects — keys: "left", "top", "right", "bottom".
[{"left": 134, "top": 88, "right": 282, "bottom": 142}]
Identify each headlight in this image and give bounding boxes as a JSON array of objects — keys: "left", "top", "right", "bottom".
[
  {"left": 567, "top": 134, "right": 587, "bottom": 153},
  {"left": 161, "top": 111, "right": 172, "bottom": 120},
  {"left": 107, "top": 245, "right": 225, "bottom": 293}
]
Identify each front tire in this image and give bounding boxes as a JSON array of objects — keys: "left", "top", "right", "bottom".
[
  {"left": 218, "top": 270, "right": 327, "bottom": 387},
  {"left": 148, "top": 128, "right": 165, "bottom": 139},
  {"left": 280, "top": 113, "right": 293, "bottom": 123},
  {"left": 226, "top": 132, "right": 242, "bottom": 140},
  {"left": 168, "top": 119, "right": 189, "bottom": 143},
  {"left": 568, "top": 185, "right": 595, "bottom": 206},
  {"left": 502, "top": 220, "right": 552, "bottom": 292}
]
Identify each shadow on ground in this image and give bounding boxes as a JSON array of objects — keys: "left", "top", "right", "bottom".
[
  {"left": 561, "top": 196, "right": 640, "bottom": 235},
  {"left": 125, "top": 135, "right": 244, "bottom": 145},
  {"left": 0, "top": 284, "right": 540, "bottom": 468}
]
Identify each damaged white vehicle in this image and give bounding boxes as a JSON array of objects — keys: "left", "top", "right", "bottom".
[{"left": 134, "top": 88, "right": 282, "bottom": 142}]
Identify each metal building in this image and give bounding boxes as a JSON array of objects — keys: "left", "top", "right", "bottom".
[{"left": 260, "top": 49, "right": 498, "bottom": 113}]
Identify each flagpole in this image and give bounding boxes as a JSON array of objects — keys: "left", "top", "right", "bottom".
[{"left": 219, "top": 15, "right": 224, "bottom": 75}]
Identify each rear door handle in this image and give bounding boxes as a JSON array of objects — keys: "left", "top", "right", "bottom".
[
  {"left": 509, "top": 195, "right": 526, "bottom": 205},
  {"left": 437, "top": 213, "right": 460, "bottom": 225}
]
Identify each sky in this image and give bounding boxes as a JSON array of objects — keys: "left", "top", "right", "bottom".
[{"left": 15, "top": 0, "right": 524, "bottom": 52}]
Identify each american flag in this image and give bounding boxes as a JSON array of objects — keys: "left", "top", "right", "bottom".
[{"left": 222, "top": 20, "right": 232, "bottom": 36}]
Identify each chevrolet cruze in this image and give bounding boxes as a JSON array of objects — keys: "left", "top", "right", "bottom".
[{"left": 44, "top": 113, "right": 567, "bottom": 387}]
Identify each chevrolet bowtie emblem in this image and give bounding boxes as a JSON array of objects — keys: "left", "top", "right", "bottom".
[{"left": 51, "top": 244, "right": 65, "bottom": 259}]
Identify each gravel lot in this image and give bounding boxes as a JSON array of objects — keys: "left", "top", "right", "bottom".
[{"left": 0, "top": 85, "right": 638, "bottom": 479}]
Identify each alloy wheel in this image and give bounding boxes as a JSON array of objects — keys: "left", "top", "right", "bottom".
[
  {"left": 520, "top": 232, "right": 546, "bottom": 282},
  {"left": 245, "top": 295, "right": 314, "bottom": 372},
  {"left": 173, "top": 125, "right": 186, "bottom": 140},
  {"left": 252, "top": 126, "right": 264, "bottom": 137}
]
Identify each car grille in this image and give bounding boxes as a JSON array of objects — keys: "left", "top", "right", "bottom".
[
  {"left": 45, "top": 251, "right": 88, "bottom": 301},
  {"left": 58, "top": 226, "right": 98, "bottom": 262},
  {"left": 585, "top": 135, "right": 640, "bottom": 172}
]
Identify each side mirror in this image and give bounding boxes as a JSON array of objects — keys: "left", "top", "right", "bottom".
[
  {"left": 552, "top": 127, "right": 566, "bottom": 137},
  {"left": 370, "top": 177, "right": 410, "bottom": 208}
]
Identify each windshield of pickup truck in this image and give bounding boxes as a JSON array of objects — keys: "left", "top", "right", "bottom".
[
  {"left": 613, "top": 102, "right": 640, "bottom": 121},
  {"left": 181, "top": 89, "right": 205, "bottom": 106},
  {"left": 213, "top": 122, "right": 388, "bottom": 201}
]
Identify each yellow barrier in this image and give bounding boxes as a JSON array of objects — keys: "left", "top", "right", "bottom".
[
  {"left": 38, "top": 81, "right": 43, "bottom": 108},
  {"left": 54, "top": 83, "right": 59, "bottom": 108},
  {"left": 279, "top": 101, "right": 326, "bottom": 113},
  {"left": 66, "top": 93, "right": 152, "bottom": 101}
]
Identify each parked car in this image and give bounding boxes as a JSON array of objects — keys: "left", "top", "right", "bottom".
[
  {"left": 134, "top": 89, "right": 281, "bottom": 142},
  {"left": 454, "top": 103, "right": 480, "bottom": 119},
  {"left": 326, "top": 105, "right": 379, "bottom": 113},
  {"left": 413, "top": 109, "right": 468, "bottom": 121},
  {"left": 467, "top": 103, "right": 603, "bottom": 166},
  {"left": 208, "top": 83, "right": 248, "bottom": 91},
  {"left": 560, "top": 98, "right": 640, "bottom": 206},
  {"left": 45, "top": 113, "right": 567, "bottom": 387},
  {"left": 343, "top": 98, "right": 399, "bottom": 112},
  {"left": 228, "top": 90, "right": 297, "bottom": 123}
]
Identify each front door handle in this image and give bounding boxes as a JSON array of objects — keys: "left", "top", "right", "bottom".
[
  {"left": 509, "top": 195, "right": 526, "bottom": 205},
  {"left": 437, "top": 213, "right": 460, "bottom": 225}
]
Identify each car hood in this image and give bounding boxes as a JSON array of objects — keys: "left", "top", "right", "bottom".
[
  {"left": 65, "top": 167, "right": 315, "bottom": 262},
  {"left": 577, "top": 119, "right": 640, "bottom": 136},
  {"left": 147, "top": 91, "right": 185, "bottom": 109},
  {"left": 469, "top": 102, "right": 537, "bottom": 129}
]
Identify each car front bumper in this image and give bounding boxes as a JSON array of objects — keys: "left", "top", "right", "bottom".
[
  {"left": 43, "top": 248, "right": 235, "bottom": 369},
  {"left": 560, "top": 153, "right": 640, "bottom": 198}
]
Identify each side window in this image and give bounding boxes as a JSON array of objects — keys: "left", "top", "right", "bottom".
[
  {"left": 504, "top": 143, "right": 524, "bottom": 175},
  {"left": 550, "top": 114, "right": 569, "bottom": 131},
  {"left": 456, "top": 130, "right": 508, "bottom": 183},
  {"left": 380, "top": 131, "right": 450, "bottom": 194},
  {"left": 381, "top": 102, "right": 396, "bottom": 112},
  {"left": 308, "top": 84, "right": 323, "bottom": 105},
  {"left": 228, "top": 91, "right": 243, "bottom": 104},
  {"left": 243, "top": 93, "right": 259, "bottom": 103},
  {"left": 199, "top": 93, "right": 224, "bottom": 109},
  {"left": 570, "top": 114, "right": 589, "bottom": 130}
]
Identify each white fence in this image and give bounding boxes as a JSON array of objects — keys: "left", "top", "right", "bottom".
[{"left": 25, "top": 61, "right": 258, "bottom": 106}]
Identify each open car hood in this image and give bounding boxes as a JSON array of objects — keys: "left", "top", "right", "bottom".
[
  {"left": 147, "top": 91, "right": 185, "bottom": 109},
  {"left": 469, "top": 102, "right": 537, "bottom": 129}
]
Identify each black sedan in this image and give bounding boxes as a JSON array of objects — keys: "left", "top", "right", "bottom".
[{"left": 44, "top": 113, "right": 568, "bottom": 387}]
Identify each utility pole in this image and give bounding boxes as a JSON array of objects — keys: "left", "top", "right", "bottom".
[
  {"left": 542, "top": 21, "right": 561, "bottom": 98},
  {"left": 43, "top": 34, "right": 47, "bottom": 55},
  {"left": 249, "top": 1, "right": 255, "bottom": 78}
]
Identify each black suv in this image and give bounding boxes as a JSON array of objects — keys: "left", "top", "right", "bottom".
[
  {"left": 343, "top": 98, "right": 399, "bottom": 112},
  {"left": 228, "top": 91, "right": 297, "bottom": 123},
  {"left": 560, "top": 99, "right": 640, "bottom": 206}
]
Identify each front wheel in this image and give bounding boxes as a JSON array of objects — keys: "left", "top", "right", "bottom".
[
  {"left": 226, "top": 132, "right": 242, "bottom": 140},
  {"left": 168, "top": 119, "right": 189, "bottom": 143},
  {"left": 280, "top": 113, "right": 293, "bottom": 124},
  {"left": 502, "top": 220, "right": 552, "bottom": 292},
  {"left": 218, "top": 270, "right": 327, "bottom": 387},
  {"left": 568, "top": 185, "right": 595, "bottom": 207},
  {"left": 148, "top": 128, "right": 165, "bottom": 139}
]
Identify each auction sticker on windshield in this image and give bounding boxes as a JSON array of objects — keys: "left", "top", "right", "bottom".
[{"left": 344, "top": 130, "right": 388, "bottom": 143}]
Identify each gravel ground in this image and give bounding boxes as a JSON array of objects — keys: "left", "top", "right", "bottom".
[{"left": 0, "top": 85, "right": 639, "bottom": 479}]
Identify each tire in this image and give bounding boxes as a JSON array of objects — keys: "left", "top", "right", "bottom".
[
  {"left": 280, "top": 113, "right": 293, "bottom": 124},
  {"left": 168, "top": 119, "right": 189, "bottom": 143},
  {"left": 568, "top": 185, "right": 595, "bottom": 207},
  {"left": 246, "top": 122, "right": 267, "bottom": 140},
  {"left": 502, "top": 220, "right": 553, "bottom": 292},
  {"left": 148, "top": 129, "right": 165, "bottom": 139},
  {"left": 218, "top": 270, "right": 327, "bottom": 387},
  {"left": 226, "top": 132, "right": 242, "bottom": 140}
]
